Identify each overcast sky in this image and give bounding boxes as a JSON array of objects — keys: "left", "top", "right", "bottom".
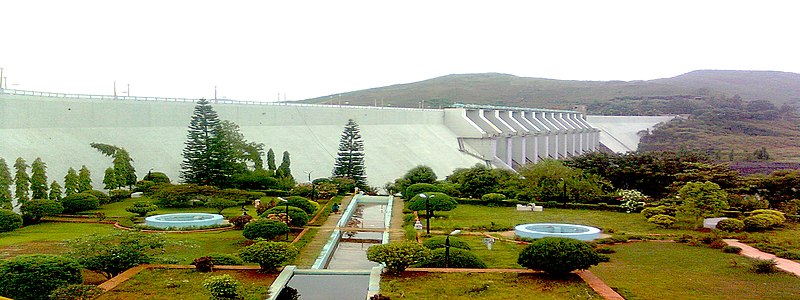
[{"left": 1, "top": 1, "right": 798, "bottom": 101}]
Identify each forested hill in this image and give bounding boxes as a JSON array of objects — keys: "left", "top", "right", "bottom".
[{"left": 298, "top": 70, "right": 800, "bottom": 110}]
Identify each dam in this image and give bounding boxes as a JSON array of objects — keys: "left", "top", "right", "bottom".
[{"left": 0, "top": 89, "right": 610, "bottom": 189}]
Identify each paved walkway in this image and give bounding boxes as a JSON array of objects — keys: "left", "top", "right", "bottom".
[
  {"left": 388, "top": 195, "right": 407, "bottom": 242},
  {"left": 724, "top": 239, "right": 800, "bottom": 276},
  {"left": 293, "top": 196, "right": 354, "bottom": 267}
]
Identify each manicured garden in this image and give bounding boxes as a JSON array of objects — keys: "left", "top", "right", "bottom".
[{"left": 96, "top": 268, "right": 275, "bottom": 300}]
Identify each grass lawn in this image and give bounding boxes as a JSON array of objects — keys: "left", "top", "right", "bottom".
[
  {"left": 418, "top": 234, "right": 526, "bottom": 269},
  {"left": 430, "top": 204, "right": 698, "bottom": 236},
  {"left": 738, "top": 222, "right": 800, "bottom": 255},
  {"left": 591, "top": 242, "right": 800, "bottom": 299},
  {"left": 89, "top": 196, "right": 262, "bottom": 220},
  {"left": 96, "top": 268, "right": 276, "bottom": 300},
  {"left": 380, "top": 272, "right": 597, "bottom": 299},
  {"left": 0, "top": 222, "right": 116, "bottom": 259}
]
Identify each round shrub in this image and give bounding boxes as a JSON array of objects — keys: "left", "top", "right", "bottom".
[
  {"left": 750, "top": 209, "right": 786, "bottom": 223},
  {"left": 202, "top": 274, "right": 243, "bottom": 300},
  {"left": 48, "top": 284, "right": 104, "bottom": 300},
  {"left": 229, "top": 215, "right": 253, "bottom": 229},
  {"left": 264, "top": 206, "right": 309, "bottom": 227},
  {"left": 143, "top": 171, "right": 171, "bottom": 184},
  {"left": 86, "top": 190, "right": 111, "bottom": 204},
  {"left": 109, "top": 189, "right": 133, "bottom": 202},
  {"left": 517, "top": 237, "right": 600, "bottom": 275},
  {"left": 641, "top": 206, "right": 677, "bottom": 219},
  {"left": 744, "top": 214, "right": 783, "bottom": 231},
  {"left": 366, "top": 242, "right": 431, "bottom": 275},
  {"left": 21, "top": 199, "right": 63, "bottom": 223},
  {"left": 716, "top": 218, "right": 745, "bottom": 232},
  {"left": 481, "top": 193, "right": 507, "bottom": 206},
  {"left": 647, "top": 214, "right": 676, "bottom": 228},
  {"left": 208, "top": 253, "right": 244, "bottom": 266},
  {"left": 0, "top": 254, "right": 83, "bottom": 300},
  {"left": 423, "top": 236, "right": 471, "bottom": 250},
  {"left": 238, "top": 241, "right": 298, "bottom": 272},
  {"left": 125, "top": 201, "right": 158, "bottom": 217},
  {"left": 416, "top": 248, "right": 486, "bottom": 268},
  {"left": 0, "top": 209, "right": 23, "bottom": 233},
  {"left": 243, "top": 219, "right": 290, "bottom": 240},
  {"left": 407, "top": 192, "right": 457, "bottom": 216},
  {"left": 722, "top": 246, "right": 742, "bottom": 254},
  {"left": 285, "top": 196, "right": 317, "bottom": 215},
  {"left": 61, "top": 193, "right": 100, "bottom": 214}
]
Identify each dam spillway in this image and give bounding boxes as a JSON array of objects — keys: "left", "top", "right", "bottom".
[{"left": 0, "top": 89, "right": 600, "bottom": 188}]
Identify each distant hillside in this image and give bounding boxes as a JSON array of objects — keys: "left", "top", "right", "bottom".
[{"left": 299, "top": 70, "right": 800, "bottom": 109}]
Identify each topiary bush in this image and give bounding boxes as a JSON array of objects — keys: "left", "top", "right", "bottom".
[
  {"left": 641, "top": 206, "right": 677, "bottom": 219},
  {"left": 125, "top": 201, "right": 158, "bottom": 217},
  {"left": 744, "top": 214, "right": 783, "bottom": 231},
  {"left": 264, "top": 206, "right": 309, "bottom": 227},
  {"left": 21, "top": 199, "right": 63, "bottom": 223},
  {"left": 367, "top": 242, "right": 431, "bottom": 275},
  {"left": 238, "top": 241, "right": 298, "bottom": 272},
  {"left": 243, "top": 219, "right": 290, "bottom": 240},
  {"left": 0, "top": 209, "right": 23, "bottom": 233},
  {"left": 48, "top": 284, "right": 104, "bottom": 300},
  {"left": 716, "top": 218, "right": 745, "bottom": 232},
  {"left": 208, "top": 253, "right": 244, "bottom": 266},
  {"left": 143, "top": 171, "right": 171, "bottom": 184},
  {"left": 86, "top": 190, "right": 111, "bottom": 204},
  {"left": 415, "top": 248, "right": 487, "bottom": 268},
  {"left": 422, "top": 236, "right": 471, "bottom": 250},
  {"left": 481, "top": 193, "right": 507, "bottom": 206},
  {"left": 749, "top": 209, "right": 786, "bottom": 223},
  {"left": 517, "top": 237, "right": 600, "bottom": 275},
  {"left": 647, "top": 214, "right": 676, "bottom": 228},
  {"left": 0, "top": 254, "right": 83, "bottom": 300},
  {"left": 229, "top": 215, "right": 253, "bottom": 229},
  {"left": 202, "top": 274, "right": 244, "bottom": 300},
  {"left": 61, "top": 193, "right": 100, "bottom": 214},
  {"left": 285, "top": 196, "right": 317, "bottom": 215}
]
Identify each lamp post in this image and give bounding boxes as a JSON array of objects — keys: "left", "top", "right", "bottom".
[
  {"left": 278, "top": 197, "right": 289, "bottom": 241},
  {"left": 305, "top": 171, "right": 315, "bottom": 201},
  {"left": 418, "top": 193, "right": 432, "bottom": 235},
  {"left": 445, "top": 229, "right": 461, "bottom": 268}
]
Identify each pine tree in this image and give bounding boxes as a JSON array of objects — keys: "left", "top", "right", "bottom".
[
  {"left": 78, "top": 165, "right": 92, "bottom": 192},
  {"left": 64, "top": 167, "right": 79, "bottom": 196},
  {"left": 278, "top": 151, "right": 292, "bottom": 179},
  {"left": 103, "top": 167, "right": 118, "bottom": 190},
  {"left": 30, "top": 157, "right": 49, "bottom": 200},
  {"left": 332, "top": 119, "right": 367, "bottom": 188},
  {"left": 0, "top": 158, "right": 12, "bottom": 209},
  {"left": 13, "top": 157, "right": 30, "bottom": 204},
  {"left": 49, "top": 181, "right": 63, "bottom": 201},
  {"left": 113, "top": 148, "right": 137, "bottom": 188},
  {"left": 180, "top": 98, "right": 236, "bottom": 187},
  {"left": 267, "top": 148, "right": 277, "bottom": 171}
]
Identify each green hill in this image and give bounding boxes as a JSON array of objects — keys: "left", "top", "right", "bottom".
[{"left": 299, "top": 70, "right": 800, "bottom": 109}]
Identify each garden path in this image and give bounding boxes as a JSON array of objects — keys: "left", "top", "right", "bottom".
[
  {"left": 294, "top": 196, "right": 354, "bottom": 267},
  {"left": 724, "top": 239, "right": 800, "bottom": 276}
]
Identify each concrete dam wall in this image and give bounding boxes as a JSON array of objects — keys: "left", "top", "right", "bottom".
[{"left": 0, "top": 89, "right": 600, "bottom": 191}]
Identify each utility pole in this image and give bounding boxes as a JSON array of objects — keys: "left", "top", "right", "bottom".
[
  {"left": 127, "top": 84, "right": 130, "bottom": 97},
  {"left": 0, "top": 67, "right": 4, "bottom": 90}
]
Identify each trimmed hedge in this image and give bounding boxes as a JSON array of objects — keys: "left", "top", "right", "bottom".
[
  {"left": 20, "top": 199, "right": 63, "bottom": 222},
  {"left": 517, "top": 237, "right": 600, "bottom": 275},
  {"left": 748, "top": 209, "right": 786, "bottom": 223},
  {"left": 0, "top": 254, "right": 83, "bottom": 300},
  {"left": 61, "top": 192, "right": 100, "bottom": 214},
  {"left": 744, "top": 214, "right": 784, "bottom": 231},
  {"left": 647, "top": 214, "right": 676, "bottom": 228},
  {"left": 285, "top": 196, "right": 317, "bottom": 215},
  {"left": 0, "top": 209, "right": 23, "bottom": 233},
  {"left": 716, "top": 218, "right": 745, "bottom": 232},
  {"left": 243, "top": 219, "right": 290, "bottom": 240}
]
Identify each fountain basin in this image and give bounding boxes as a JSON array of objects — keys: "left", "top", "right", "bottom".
[
  {"left": 144, "top": 213, "right": 224, "bottom": 229},
  {"left": 515, "top": 223, "right": 601, "bottom": 241}
]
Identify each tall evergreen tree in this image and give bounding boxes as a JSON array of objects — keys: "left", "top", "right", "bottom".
[
  {"left": 267, "top": 148, "right": 277, "bottom": 171},
  {"left": 103, "top": 167, "right": 118, "bottom": 190},
  {"left": 0, "top": 158, "right": 12, "bottom": 209},
  {"left": 30, "top": 157, "right": 49, "bottom": 200},
  {"left": 278, "top": 151, "right": 292, "bottom": 179},
  {"left": 180, "top": 98, "right": 236, "bottom": 187},
  {"left": 332, "top": 119, "right": 367, "bottom": 188},
  {"left": 90, "top": 143, "right": 137, "bottom": 189},
  {"left": 64, "top": 167, "right": 79, "bottom": 196},
  {"left": 78, "top": 165, "right": 92, "bottom": 192},
  {"left": 49, "top": 181, "right": 63, "bottom": 201},
  {"left": 13, "top": 157, "right": 30, "bottom": 204}
]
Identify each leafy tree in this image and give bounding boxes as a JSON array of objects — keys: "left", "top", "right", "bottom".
[
  {"left": 446, "top": 164, "right": 500, "bottom": 199},
  {"left": 366, "top": 242, "right": 430, "bottom": 275},
  {"left": 277, "top": 151, "right": 293, "bottom": 179},
  {"left": 20, "top": 199, "right": 63, "bottom": 223},
  {"left": 205, "top": 197, "right": 238, "bottom": 214},
  {"left": 103, "top": 167, "right": 118, "bottom": 190},
  {"left": 267, "top": 148, "right": 276, "bottom": 171},
  {"left": 238, "top": 241, "right": 298, "bottom": 272},
  {"left": 517, "top": 237, "right": 600, "bottom": 275},
  {"left": 0, "top": 254, "right": 83, "bottom": 300},
  {"left": 29, "top": 158, "right": 49, "bottom": 200},
  {"left": 181, "top": 98, "right": 237, "bottom": 187},
  {"left": 678, "top": 181, "right": 729, "bottom": 225},
  {"left": 49, "top": 180, "right": 63, "bottom": 201},
  {"left": 68, "top": 231, "right": 166, "bottom": 279},
  {"left": 78, "top": 165, "right": 92, "bottom": 192},
  {"left": 407, "top": 192, "right": 457, "bottom": 217},
  {"left": 391, "top": 165, "right": 437, "bottom": 195},
  {"left": 0, "top": 158, "right": 11, "bottom": 209},
  {"left": 63, "top": 167, "right": 79, "bottom": 197},
  {"left": 219, "top": 120, "right": 265, "bottom": 172},
  {"left": 517, "top": 159, "right": 610, "bottom": 203},
  {"left": 332, "top": 119, "right": 367, "bottom": 189},
  {"left": 13, "top": 157, "right": 30, "bottom": 204},
  {"left": 90, "top": 143, "right": 137, "bottom": 189}
]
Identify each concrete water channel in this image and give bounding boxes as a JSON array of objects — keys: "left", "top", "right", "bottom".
[{"left": 267, "top": 194, "right": 393, "bottom": 300}]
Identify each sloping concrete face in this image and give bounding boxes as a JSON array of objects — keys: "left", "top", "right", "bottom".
[
  {"left": 0, "top": 92, "right": 483, "bottom": 190},
  {"left": 585, "top": 115, "right": 675, "bottom": 153}
]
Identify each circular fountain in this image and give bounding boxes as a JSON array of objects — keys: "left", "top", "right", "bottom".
[
  {"left": 144, "top": 213, "right": 224, "bottom": 229},
  {"left": 514, "top": 223, "right": 601, "bottom": 241}
]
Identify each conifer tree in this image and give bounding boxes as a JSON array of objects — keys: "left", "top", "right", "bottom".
[
  {"left": 267, "top": 148, "right": 277, "bottom": 171},
  {"left": 64, "top": 167, "right": 79, "bottom": 196},
  {"left": 332, "top": 119, "right": 367, "bottom": 188},
  {"left": 277, "top": 151, "right": 292, "bottom": 179},
  {"left": 90, "top": 143, "right": 137, "bottom": 189},
  {"left": 78, "top": 165, "right": 92, "bottom": 192},
  {"left": 103, "top": 167, "right": 118, "bottom": 190},
  {"left": 49, "top": 181, "right": 63, "bottom": 201},
  {"left": 0, "top": 158, "right": 12, "bottom": 209},
  {"left": 30, "top": 157, "right": 49, "bottom": 200},
  {"left": 13, "top": 157, "right": 30, "bottom": 204},
  {"left": 180, "top": 98, "right": 236, "bottom": 187}
]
